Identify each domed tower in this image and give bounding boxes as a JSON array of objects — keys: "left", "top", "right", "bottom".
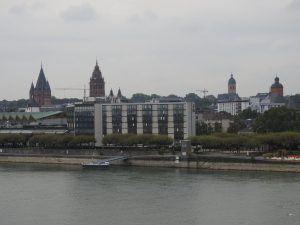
[
  {"left": 89, "top": 61, "right": 105, "bottom": 97},
  {"left": 270, "top": 76, "right": 283, "bottom": 96},
  {"left": 228, "top": 74, "right": 236, "bottom": 94}
]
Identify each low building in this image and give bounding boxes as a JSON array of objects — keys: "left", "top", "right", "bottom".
[
  {"left": 94, "top": 101, "right": 196, "bottom": 146},
  {"left": 0, "top": 111, "right": 67, "bottom": 133},
  {"left": 196, "top": 111, "right": 233, "bottom": 133},
  {"left": 217, "top": 93, "right": 249, "bottom": 115},
  {"left": 288, "top": 95, "right": 300, "bottom": 111},
  {"left": 249, "top": 93, "right": 269, "bottom": 112},
  {"left": 249, "top": 77, "right": 286, "bottom": 113}
]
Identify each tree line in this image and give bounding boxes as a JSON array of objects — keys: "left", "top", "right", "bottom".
[
  {"left": 0, "top": 134, "right": 95, "bottom": 148},
  {"left": 102, "top": 134, "right": 173, "bottom": 147},
  {"left": 190, "top": 132, "right": 300, "bottom": 152},
  {"left": 0, "top": 133, "right": 173, "bottom": 148}
]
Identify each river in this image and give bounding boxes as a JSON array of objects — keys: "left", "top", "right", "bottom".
[{"left": 0, "top": 163, "right": 299, "bottom": 225}]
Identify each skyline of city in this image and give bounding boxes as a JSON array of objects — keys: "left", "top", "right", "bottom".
[
  {"left": 0, "top": 61, "right": 297, "bottom": 101},
  {"left": 1, "top": 0, "right": 300, "bottom": 100}
]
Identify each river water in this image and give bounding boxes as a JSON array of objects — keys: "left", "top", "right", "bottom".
[{"left": 0, "top": 163, "right": 299, "bottom": 225}]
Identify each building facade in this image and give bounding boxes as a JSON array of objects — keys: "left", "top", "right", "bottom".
[
  {"left": 94, "top": 102, "right": 196, "bottom": 146},
  {"left": 89, "top": 61, "right": 105, "bottom": 97},
  {"left": 249, "top": 76, "right": 286, "bottom": 113},
  {"left": 217, "top": 74, "right": 250, "bottom": 115},
  {"left": 195, "top": 111, "right": 233, "bottom": 133},
  {"left": 73, "top": 103, "right": 95, "bottom": 136},
  {"left": 29, "top": 66, "right": 52, "bottom": 107}
]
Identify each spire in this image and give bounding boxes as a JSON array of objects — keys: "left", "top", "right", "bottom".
[
  {"left": 91, "top": 61, "right": 102, "bottom": 79},
  {"left": 35, "top": 65, "right": 47, "bottom": 91},
  {"left": 30, "top": 82, "right": 34, "bottom": 94},
  {"left": 109, "top": 89, "right": 114, "bottom": 97},
  {"left": 117, "top": 88, "right": 122, "bottom": 98}
]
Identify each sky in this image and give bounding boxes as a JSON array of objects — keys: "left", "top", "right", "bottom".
[{"left": 0, "top": 0, "right": 300, "bottom": 100}]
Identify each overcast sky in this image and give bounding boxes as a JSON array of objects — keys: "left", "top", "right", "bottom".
[{"left": 0, "top": 0, "right": 300, "bottom": 100}]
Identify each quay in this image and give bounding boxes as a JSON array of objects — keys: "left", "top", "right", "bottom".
[{"left": 1, "top": 148, "right": 300, "bottom": 173}]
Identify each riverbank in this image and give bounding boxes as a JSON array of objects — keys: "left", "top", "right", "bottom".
[{"left": 1, "top": 150, "right": 300, "bottom": 172}]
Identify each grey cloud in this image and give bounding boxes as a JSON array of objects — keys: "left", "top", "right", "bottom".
[
  {"left": 288, "top": 0, "right": 300, "bottom": 9},
  {"left": 9, "top": 1, "right": 45, "bottom": 15},
  {"left": 61, "top": 3, "right": 97, "bottom": 22},
  {"left": 10, "top": 3, "right": 28, "bottom": 15},
  {"left": 129, "top": 10, "right": 158, "bottom": 24}
]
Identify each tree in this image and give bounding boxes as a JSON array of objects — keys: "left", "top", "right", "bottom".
[
  {"left": 184, "top": 93, "right": 215, "bottom": 112},
  {"left": 130, "top": 93, "right": 151, "bottom": 103},
  {"left": 253, "top": 107, "right": 300, "bottom": 133},
  {"left": 102, "top": 134, "right": 173, "bottom": 146},
  {"left": 196, "top": 122, "right": 213, "bottom": 135},
  {"left": 227, "top": 109, "right": 259, "bottom": 133},
  {"left": 238, "top": 108, "right": 259, "bottom": 120}
]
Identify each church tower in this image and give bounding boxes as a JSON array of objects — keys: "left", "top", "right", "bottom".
[
  {"left": 270, "top": 76, "right": 283, "bottom": 96},
  {"left": 29, "top": 65, "right": 52, "bottom": 107},
  {"left": 228, "top": 74, "right": 236, "bottom": 94},
  {"left": 89, "top": 61, "right": 105, "bottom": 97}
]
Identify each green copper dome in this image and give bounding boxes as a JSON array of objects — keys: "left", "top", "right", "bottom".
[
  {"left": 271, "top": 76, "right": 283, "bottom": 89},
  {"left": 228, "top": 74, "right": 236, "bottom": 85}
]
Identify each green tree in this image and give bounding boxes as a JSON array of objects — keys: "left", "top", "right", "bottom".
[
  {"left": 253, "top": 107, "right": 300, "bottom": 133},
  {"left": 130, "top": 93, "right": 151, "bottom": 103},
  {"left": 196, "top": 122, "right": 213, "bottom": 135},
  {"left": 184, "top": 93, "right": 213, "bottom": 112}
]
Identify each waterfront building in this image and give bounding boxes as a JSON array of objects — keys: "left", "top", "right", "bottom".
[
  {"left": 89, "top": 61, "right": 105, "bottom": 98},
  {"left": 217, "top": 74, "right": 250, "bottom": 115},
  {"left": 94, "top": 101, "right": 196, "bottom": 146},
  {"left": 71, "top": 102, "right": 95, "bottom": 136},
  {"left": 28, "top": 65, "right": 52, "bottom": 108},
  {"left": 288, "top": 95, "right": 300, "bottom": 111},
  {"left": 195, "top": 111, "right": 233, "bottom": 133},
  {"left": 0, "top": 111, "right": 66, "bottom": 133},
  {"left": 67, "top": 88, "right": 128, "bottom": 135},
  {"left": 249, "top": 76, "right": 286, "bottom": 113}
]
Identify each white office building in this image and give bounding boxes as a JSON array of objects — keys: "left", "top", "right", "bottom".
[{"left": 94, "top": 101, "right": 196, "bottom": 146}]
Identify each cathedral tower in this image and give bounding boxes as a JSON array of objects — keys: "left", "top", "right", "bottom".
[
  {"left": 29, "top": 65, "right": 52, "bottom": 107},
  {"left": 89, "top": 61, "right": 105, "bottom": 97}
]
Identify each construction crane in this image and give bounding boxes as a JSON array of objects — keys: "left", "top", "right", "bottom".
[
  {"left": 55, "top": 86, "right": 89, "bottom": 99},
  {"left": 196, "top": 89, "right": 209, "bottom": 98}
]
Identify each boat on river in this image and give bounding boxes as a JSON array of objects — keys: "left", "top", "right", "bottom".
[{"left": 82, "top": 161, "right": 110, "bottom": 169}]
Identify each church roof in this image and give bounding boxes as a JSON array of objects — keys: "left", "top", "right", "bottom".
[
  {"left": 35, "top": 66, "right": 49, "bottom": 91},
  {"left": 46, "top": 80, "right": 51, "bottom": 92},
  {"left": 30, "top": 82, "right": 34, "bottom": 93},
  {"left": 109, "top": 89, "right": 114, "bottom": 97},
  {"left": 217, "top": 93, "right": 241, "bottom": 102},
  {"left": 0, "top": 111, "right": 64, "bottom": 122},
  {"left": 269, "top": 93, "right": 286, "bottom": 104},
  {"left": 117, "top": 88, "right": 122, "bottom": 98},
  {"left": 271, "top": 76, "right": 283, "bottom": 89},
  {"left": 91, "top": 61, "right": 104, "bottom": 80},
  {"left": 228, "top": 74, "right": 236, "bottom": 85}
]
